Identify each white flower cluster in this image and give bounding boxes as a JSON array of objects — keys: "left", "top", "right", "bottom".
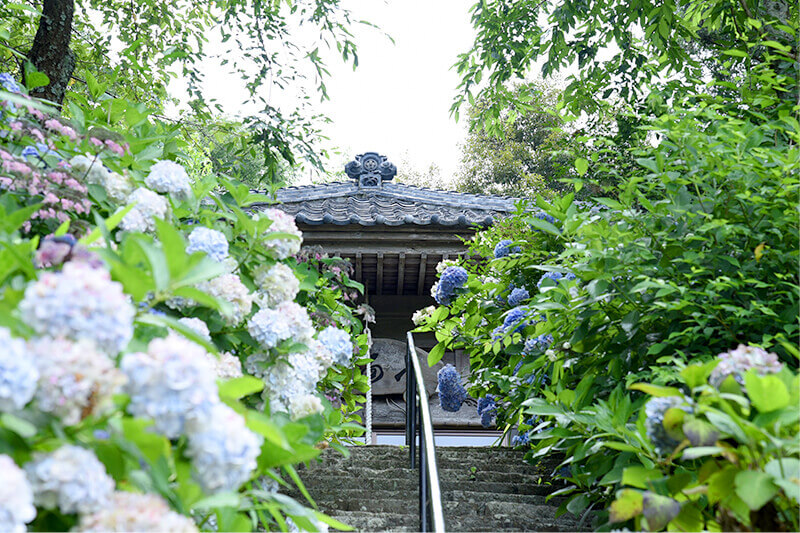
[
  {"left": 186, "top": 227, "right": 229, "bottom": 263},
  {"left": 70, "top": 155, "right": 133, "bottom": 203},
  {"left": 28, "top": 337, "right": 125, "bottom": 426},
  {"left": 19, "top": 261, "right": 135, "bottom": 354},
  {"left": 260, "top": 340, "right": 334, "bottom": 417},
  {"left": 175, "top": 318, "right": 242, "bottom": 379},
  {"left": 76, "top": 491, "right": 198, "bottom": 532},
  {"left": 0, "top": 328, "right": 38, "bottom": 411},
  {"left": 178, "top": 317, "right": 211, "bottom": 340},
  {"left": 197, "top": 273, "right": 253, "bottom": 326},
  {"left": 412, "top": 305, "right": 436, "bottom": 326},
  {"left": 289, "top": 394, "right": 324, "bottom": 420},
  {"left": 121, "top": 334, "right": 219, "bottom": 438},
  {"left": 145, "top": 160, "right": 192, "bottom": 200},
  {"left": 258, "top": 208, "right": 302, "bottom": 259},
  {"left": 185, "top": 403, "right": 263, "bottom": 493},
  {"left": 24, "top": 445, "right": 114, "bottom": 514},
  {"left": 253, "top": 262, "right": 299, "bottom": 308},
  {"left": 0, "top": 455, "right": 36, "bottom": 533},
  {"left": 247, "top": 301, "right": 314, "bottom": 350},
  {"left": 710, "top": 344, "right": 784, "bottom": 388},
  {"left": 317, "top": 326, "right": 353, "bottom": 366},
  {"left": 120, "top": 187, "right": 170, "bottom": 233},
  {"left": 435, "top": 259, "right": 459, "bottom": 274}
]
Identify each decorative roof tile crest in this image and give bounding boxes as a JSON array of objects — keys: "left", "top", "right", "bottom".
[{"left": 344, "top": 152, "right": 397, "bottom": 188}]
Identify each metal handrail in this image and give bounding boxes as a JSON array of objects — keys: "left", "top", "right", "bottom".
[{"left": 405, "top": 331, "right": 446, "bottom": 533}]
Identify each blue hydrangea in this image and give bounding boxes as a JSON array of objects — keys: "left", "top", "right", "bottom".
[
  {"left": 536, "top": 271, "right": 577, "bottom": 290},
  {"left": 185, "top": 403, "right": 262, "bottom": 493},
  {"left": 24, "top": 445, "right": 114, "bottom": 515},
  {"left": 434, "top": 266, "right": 468, "bottom": 306},
  {"left": 511, "top": 432, "right": 530, "bottom": 446},
  {"left": 533, "top": 211, "right": 557, "bottom": 226},
  {"left": 493, "top": 239, "right": 521, "bottom": 258},
  {"left": 502, "top": 306, "right": 531, "bottom": 334},
  {"left": 507, "top": 287, "right": 530, "bottom": 306},
  {"left": 523, "top": 334, "right": 553, "bottom": 355},
  {"left": 144, "top": 160, "right": 192, "bottom": 199},
  {"left": 0, "top": 73, "right": 23, "bottom": 94},
  {"left": 317, "top": 326, "right": 353, "bottom": 366},
  {"left": 0, "top": 328, "right": 38, "bottom": 411},
  {"left": 247, "top": 307, "right": 293, "bottom": 349},
  {"left": 477, "top": 395, "right": 497, "bottom": 428},
  {"left": 186, "top": 227, "right": 229, "bottom": 262},
  {"left": 644, "top": 396, "right": 693, "bottom": 456},
  {"left": 437, "top": 364, "right": 467, "bottom": 412}
]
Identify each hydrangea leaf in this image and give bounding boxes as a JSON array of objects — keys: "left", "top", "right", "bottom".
[
  {"left": 680, "top": 361, "right": 718, "bottom": 389},
  {"left": 642, "top": 491, "right": 681, "bottom": 531},
  {"left": 734, "top": 470, "right": 779, "bottom": 510},
  {"left": 744, "top": 372, "right": 789, "bottom": 412},
  {"left": 764, "top": 458, "right": 800, "bottom": 502},
  {"left": 608, "top": 489, "right": 643, "bottom": 523},
  {"left": 218, "top": 376, "right": 265, "bottom": 400},
  {"left": 682, "top": 417, "right": 720, "bottom": 447},
  {"left": 622, "top": 466, "right": 664, "bottom": 489},
  {"left": 663, "top": 407, "right": 688, "bottom": 441},
  {"left": 629, "top": 383, "right": 683, "bottom": 397}
]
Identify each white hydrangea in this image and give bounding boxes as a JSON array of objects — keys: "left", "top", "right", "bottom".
[
  {"left": 411, "top": 305, "right": 436, "bottom": 326},
  {"left": 0, "top": 328, "right": 38, "bottom": 411},
  {"left": 289, "top": 394, "right": 324, "bottom": 420},
  {"left": 253, "top": 262, "right": 299, "bottom": 308},
  {"left": 121, "top": 334, "right": 219, "bottom": 438},
  {"left": 0, "top": 455, "right": 36, "bottom": 532},
  {"left": 185, "top": 403, "right": 262, "bottom": 493},
  {"left": 145, "top": 160, "right": 192, "bottom": 199},
  {"left": 247, "top": 301, "right": 314, "bottom": 350},
  {"left": 186, "top": 227, "right": 229, "bottom": 263},
  {"left": 317, "top": 326, "right": 353, "bottom": 366},
  {"left": 197, "top": 273, "right": 253, "bottom": 326},
  {"left": 212, "top": 352, "right": 244, "bottom": 380},
  {"left": 260, "top": 344, "right": 329, "bottom": 414},
  {"left": 28, "top": 337, "right": 125, "bottom": 426},
  {"left": 24, "top": 445, "right": 114, "bottom": 514},
  {"left": 103, "top": 171, "right": 134, "bottom": 203},
  {"left": 710, "top": 344, "right": 784, "bottom": 388},
  {"left": 435, "top": 259, "right": 459, "bottom": 274},
  {"left": 120, "top": 187, "right": 170, "bottom": 233},
  {"left": 257, "top": 208, "right": 302, "bottom": 259},
  {"left": 178, "top": 317, "right": 211, "bottom": 340},
  {"left": 18, "top": 261, "right": 135, "bottom": 354},
  {"left": 70, "top": 154, "right": 108, "bottom": 185},
  {"left": 76, "top": 491, "right": 198, "bottom": 532}
]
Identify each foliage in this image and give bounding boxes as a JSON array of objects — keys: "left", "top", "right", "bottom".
[{"left": 0, "top": 78, "right": 367, "bottom": 531}]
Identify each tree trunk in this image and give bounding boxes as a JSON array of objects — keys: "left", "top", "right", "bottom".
[{"left": 24, "top": 0, "right": 76, "bottom": 105}]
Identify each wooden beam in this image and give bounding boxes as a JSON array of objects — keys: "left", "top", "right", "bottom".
[
  {"left": 417, "top": 252, "right": 427, "bottom": 296},
  {"left": 376, "top": 252, "right": 384, "bottom": 296},
  {"left": 397, "top": 252, "right": 406, "bottom": 295},
  {"left": 355, "top": 252, "right": 362, "bottom": 282}
]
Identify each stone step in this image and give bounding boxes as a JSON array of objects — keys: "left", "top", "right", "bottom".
[
  {"left": 305, "top": 456, "right": 556, "bottom": 475},
  {"left": 327, "top": 511, "right": 417, "bottom": 532},
  {"left": 299, "top": 465, "right": 553, "bottom": 485},
  {"left": 286, "top": 488, "right": 564, "bottom": 506}
]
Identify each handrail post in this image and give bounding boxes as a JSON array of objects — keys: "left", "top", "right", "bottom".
[
  {"left": 419, "top": 400, "right": 428, "bottom": 532},
  {"left": 406, "top": 343, "right": 417, "bottom": 468}
]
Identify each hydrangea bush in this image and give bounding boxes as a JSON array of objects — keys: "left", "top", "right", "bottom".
[{"left": 0, "top": 76, "right": 369, "bottom": 532}]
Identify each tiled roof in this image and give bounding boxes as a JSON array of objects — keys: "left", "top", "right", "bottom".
[{"left": 258, "top": 181, "right": 518, "bottom": 227}]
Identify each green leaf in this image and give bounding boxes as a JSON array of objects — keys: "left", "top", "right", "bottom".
[
  {"left": 528, "top": 217, "right": 561, "bottom": 236},
  {"left": 682, "top": 417, "right": 720, "bottom": 447},
  {"left": 642, "top": 491, "right": 681, "bottom": 531},
  {"left": 744, "top": 372, "right": 789, "bottom": 412},
  {"left": 735, "top": 470, "right": 779, "bottom": 510},
  {"left": 629, "top": 383, "right": 683, "bottom": 397},
  {"left": 608, "top": 489, "right": 643, "bottom": 523},
  {"left": 135, "top": 313, "right": 218, "bottom": 354},
  {"left": 681, "top": 446, "right": 726, "bottom": 460},
  {"left": 218, "top": 376, "right": 265, "bottom": 400},
  {"left": 764, "top": 458, "right": 800, "bottom": 502},
  {"left": 428, "top": 342, "right": 445, "bottom": 366},
  {"left": 313, "top": 511, "right": 354, "bottom": 531},
  {"left": 53, "top": 220, "right": 71, "bottom": 237},
  {"left": 79, "top": 204, "right": 135, "bottom": 245},
  {"left": 191, "top": 491, "right": 241, "bottom": 510},
  {"left": 575, "top": 157, "right": 588, "bottom": 176},
  {"left": 0, "top": 413, "right": 36, "bottom": 438},
  {"left": 622, "top": 466, "right": 663, "bottom": 489},
  {"left": 680, "top": 361, "right": 717, "bottom": 389}
]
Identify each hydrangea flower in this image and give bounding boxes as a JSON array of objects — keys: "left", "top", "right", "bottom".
[
  {"left": 412, "top": 305, "right": 436, "bottom": 326},
  {"left": 507, "top": 287, "right": 530, "bottom": 306},
  {"left": 76, "top": 491, "right": 198, "bottom": 532},
  {"left": 28, "top": 337, "right": 126, "bottom": 426},
  {"left": 437, "top": 364, "right": 467, "bottom": 412},
  {"left": 178, "top": 317, "right": 211, "bottom": 340},
  {"left": 532, "top": 211, "right": 557, "bottom": 226},
  {"left": 103, "top": 171, "right": 134, "bottom": 203},
  {"left": 0, "top": 454, "right": 36, "bottom": 532},
  {"left": 247, "top": 301, "right": 313, "bottom": 350},
  {"left": 317, "top": 326, "right": 353, "bottom": 366},
  {"left": 120, "top": 187, "right": 170, "bottom": 233},
  {"left": 121, "top": 334, "right": 219, "bottom": 438},
  {"left": 19, "top": 261, "right": 134, "bottom": 354},
  {"left": 709, "top": 344, "right": 784, "bottom": 388},
  {"left": 435, "top": 259, "right": 459, "bottom": 274},
  {"left": 523, "top": 334, "right": 553, "bottom": 355},
  {"left": 434, "top": 266, "right": 469, "bottom": 306},
  {"left": 258, "top": 349, "right": 325, "bottom": 413},
  {"left": 145, "top": 160, "right": 192, "bottom": 199},
  {"left": 644, "top": 396, "right": 693, "bottom": 456},
  {"left": 477, "top": 395, "right": 497, "bottom": 428},
  {"left": 24, "top": 445, "right": 115, "bottom": 514},
  {"left": 197, "top": 273, "right": 253, "bottom": 326},
  {"left": 0, "top": 328, "right": 38, "bottom": 411},
  {"left": 511, "top": 432, "right": 530, "bottom": 447},
  {"left": 0, "top": 73, "right": 23, "bottom": 94},
  {"left": 537, "top": 271, "right": 577, "bottom": 290},
  {"left": 212, "top": 352, "right": 244, "bottom": 380},
  {"left": 493, "top": 239, "right": 521, "bottom": 259},
  {"left": 69, "top": 154, "right": 109, "bottom": 186},
  {"left": 289, "top": 393, "right": 324, "bottom": 420},
  {"left": 186, "top": 227, "right": 229, "bottom": 263},
  {"left": 253, "top": 262, "right": 299, "bottom": 308},
  {"left": 185, "top": 403, "right": 262, "bottom": 493},
  {"left": 502, "top": 306, "right": 532, "bottom": 335},
  {"left": 257, "top": 208, "right": 302, "bottom": 259}
]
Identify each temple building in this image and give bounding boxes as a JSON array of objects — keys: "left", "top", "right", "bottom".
[{"left": 254, "top": 153, "right": 517, "bottom": 443}]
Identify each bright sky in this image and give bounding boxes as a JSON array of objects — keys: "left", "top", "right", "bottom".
[{"left": 313, "top": 0, "right": 476, "bottom": 183}]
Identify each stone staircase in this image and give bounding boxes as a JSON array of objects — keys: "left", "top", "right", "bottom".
[{"left": 285, "top": 446, "right": 589, "bottom": 532}]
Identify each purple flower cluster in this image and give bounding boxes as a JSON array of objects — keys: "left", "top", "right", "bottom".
[
  {"left": 477, "top": 395, "right": 497, "bottom": 428},
  {"left": 493, "top": 239, "right": 521, "bottom": 258},
  {"left": 507, "top": 287, "right": 530, "bottom": 306},
  {"left": 523, "top": 334, "right": 553, "bottom": 355},
  {"left": 437, "top": 364, "right": 467, "bottom": 412},
  {"left": 433, "top": 266, "right": 469, "bottom": 306},
  {"left": 537, "top": 271, "right": 577, "bottom": 290},
  {"left": 709, "top": 344, "right": 783, "bottom": 388}
]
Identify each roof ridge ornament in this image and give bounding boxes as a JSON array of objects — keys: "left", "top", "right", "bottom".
[{"left": 344, "top": 152, "right": 397, "bottom": 188}]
